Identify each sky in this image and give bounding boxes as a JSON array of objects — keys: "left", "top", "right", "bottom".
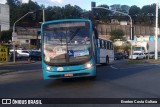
[{"left": 0, "top": 0, "right": 158, "bottom": 10}]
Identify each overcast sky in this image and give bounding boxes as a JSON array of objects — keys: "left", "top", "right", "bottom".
[{"left": 0, "top": 0, "right": 158, "bottom": 10}]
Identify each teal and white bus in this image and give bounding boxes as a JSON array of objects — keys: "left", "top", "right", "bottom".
[{"left": 41, "top": 19, "right": 114, "bottom": 79}]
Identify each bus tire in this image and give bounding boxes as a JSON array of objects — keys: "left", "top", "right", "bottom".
[{"left": 105, "top": 56, "right": 109, "bottom": 65}]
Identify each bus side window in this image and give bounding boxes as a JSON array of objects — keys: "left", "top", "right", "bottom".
[
  {"left": 110, "top": 42, "right": 113, "bottom": 50},
  {"left": 102, "top": 40, "right": 104, "bottom": 48},
  {"left": 104, "top": 41, "right": 106, "bottom": 49},
  {"left": 109, "top": 42, "right": 111, "bottom": 50},
  {"left": 107, "top": 41, "right": 109, "bottom": 49},
  {"left": 100, "top": 39, "right": 102, "bottom": 48}
]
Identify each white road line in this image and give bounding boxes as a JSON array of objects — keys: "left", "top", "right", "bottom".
[
  {"left": 110, "top": 65, "right": 118, "bottom": 70},
  {"left": 17, "top": 69, "right": 42, "bottom": 73}
]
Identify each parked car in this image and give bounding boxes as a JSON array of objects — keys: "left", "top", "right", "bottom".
[
  {"left": 149, "top": 52, "right": 155, "bottom": 59},
  {"left": 129, "top": 52, "right": 146, "bottom": 60},
  {"left": 17, "top": 50, "right": 30, "bottom": 58},
  {"left": 144, "top": 52, "right": 149, "bottom": 59},
  {"left": 9, "top": 51, "right": 21, "bottom": 61},
  {"left": 114, "top": 52, "right": 123, "bottom": 60},
  {"left": 122, "top": 53, "right": 129, "bottom": 59},
  {"left": 29, "top": 50, "right": 41, "bottom": 61}
]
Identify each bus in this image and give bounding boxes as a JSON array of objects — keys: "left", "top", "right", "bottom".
[
  {"left": 96, "top": 37, "right": 114, "bottom": 65},
  {"left": 41, "top": 19, "right": 114, "bottom": 79}
]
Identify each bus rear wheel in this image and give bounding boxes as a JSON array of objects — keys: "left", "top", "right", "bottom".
[
  {"left": 105, "top": 56, "right": 109, "bottom": 65},
  {"left": 102, "top": 56, "right": 109, "bottom": 66}
]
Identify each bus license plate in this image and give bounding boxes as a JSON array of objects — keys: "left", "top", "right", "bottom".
[{"left": 64, "top": 74, "right": 73, "bottom": 77}]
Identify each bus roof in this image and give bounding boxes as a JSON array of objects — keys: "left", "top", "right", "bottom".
[{"left": 42, "top": 19, "right": 91, "bottom": 25}]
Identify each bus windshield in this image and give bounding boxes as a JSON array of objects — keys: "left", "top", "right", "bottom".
[{"left": 42, "top": 21, "right": 91, "bottom": 65}]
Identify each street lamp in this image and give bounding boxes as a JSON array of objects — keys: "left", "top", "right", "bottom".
[
  {"left": 155, "top": 0, "right": 158, "bottom": 60},
  {"left": 42, "top": 9, "right": 45, "bottom": 22},
  {"left": 12, "top": 11, "right": 34, "bottom": 63},
  {"left": 92, "top": 7, "right": 133, "bottom": 57},
  {"left": 92, "top": 7, "right": 133, "bottom": 40}
]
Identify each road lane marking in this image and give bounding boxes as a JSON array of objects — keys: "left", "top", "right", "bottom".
[
  {"left": 110, "top": 63, "right": 160, "bottom": 70},
  {"left": 110, "top": 65, "right": 118, "bottom": 70}
]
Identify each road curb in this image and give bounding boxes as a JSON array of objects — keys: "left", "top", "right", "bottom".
[
  {"left": 0, "top": 70, "right": 16, "bottom": 75},
  {"left": 0, "top": 61, "right": 36, "bottom": 66}
]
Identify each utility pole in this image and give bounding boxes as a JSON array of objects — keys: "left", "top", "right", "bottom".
[
  {"left": 12, "top": 11, "right": 34, "bottom": 63},
  {"left": 43, "top": 9, "right": 45, "bottom": 22},
  {"left": 155, "top": 0, "right": 158, "bottom": 60}
]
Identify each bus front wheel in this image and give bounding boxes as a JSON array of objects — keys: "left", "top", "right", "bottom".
[{"left": 89, "top": 76, "right": 96, "bottom": 80}]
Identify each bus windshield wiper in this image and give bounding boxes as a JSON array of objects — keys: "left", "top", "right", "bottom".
[{"left": 68, "top": 28, "right": 80, "bottom": 43}]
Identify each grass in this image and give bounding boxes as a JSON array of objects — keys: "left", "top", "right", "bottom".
[{"left": 126, "top": 59, "right": 160, "bottom": 64}]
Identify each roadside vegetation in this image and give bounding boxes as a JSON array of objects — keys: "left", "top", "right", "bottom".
[{"left": 126, "top": 59, "right": 160, "bottom": 64}]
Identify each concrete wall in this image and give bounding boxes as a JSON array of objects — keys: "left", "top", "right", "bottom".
[
  {"left": 16, "top": 27, "right": 40, "bottom": 44},
  {"left": 0, "top": 4, "right": 10, "bottom": 31},
  {"left": 97, "top": 24, "right": 156, "bottom": 38}
]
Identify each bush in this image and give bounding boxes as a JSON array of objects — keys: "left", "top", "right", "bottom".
[
  {"left": 110, "top": 29, "right": 125, "bottom": 41},
  {"left": 0, "top": 30, "right": 12, "bottom": 43}
]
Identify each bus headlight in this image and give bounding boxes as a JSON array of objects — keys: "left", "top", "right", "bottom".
[
  {"left": 86, "top": 63, "right": 92, "bottom": 68},
  {"left": 46, "top": 66, "right": 52, "bottom": 71}
]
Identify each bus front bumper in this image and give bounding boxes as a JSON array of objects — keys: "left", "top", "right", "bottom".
[{"left": 42, "top": 66, "right": 96, "bottom": 79}]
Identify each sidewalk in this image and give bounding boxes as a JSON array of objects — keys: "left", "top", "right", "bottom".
[
  {"left": 0, "top": 60, "right": 36, "bottom": 75},
  {"left": 0, "top": 60, "right": 35, "bottom": 66},
  {"left": 112, "top": 59, "right": 160, "bottom": 69}
]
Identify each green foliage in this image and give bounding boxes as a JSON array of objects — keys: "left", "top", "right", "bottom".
[
  {"left": 121, "top": 41, "right": 131, "bottom": 54},
  {"left": 113, "top": 45, "right": 121, "bottom": 52},
  {"left": 0, "top": 30, "right": 12, "bottom": 42},
  {"left": 129, "top": 5, "right": 140, "bottom": 16},
  {"left": 95, "top": 5, "right": 110, "bottom": 22},
  {"left": 110, "top": 29, "right": 125, "bottom": 41},
  {"left": 127, "top": 59, "right": 160, "bottom": 64},
  {"left": 5, "top": 0, "right": 160, "bottom": 27}
]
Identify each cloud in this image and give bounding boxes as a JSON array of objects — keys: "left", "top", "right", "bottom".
[
  {"left": 50, "top": 0, "right": 63, "bottom": 4},
  {"left": 21, "top": 0, "right": 63, "bottom": 4},
  {"left": 0, "top": 0, "right": 6, "bottom": 4},
  {"left": 22, "top": 0, "right": 29, "bottom": 3}
]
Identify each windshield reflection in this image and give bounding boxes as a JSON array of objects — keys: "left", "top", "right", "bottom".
[{"left": 43, "top": 22, "right": 91, "bottom": 65}]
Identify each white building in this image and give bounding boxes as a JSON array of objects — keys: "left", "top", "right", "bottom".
[{"left": 0, "top": 4, "right": 10, "bottom": 31}]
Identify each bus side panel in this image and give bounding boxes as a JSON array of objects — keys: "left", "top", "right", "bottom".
[
  {"left": 100, "top": 48, "right": 107, "bottom": 63},
  {"left": 96, "top": 48, "right": 100, "bottom": 64},
  {"left": 96, "top": 48, "right": 106, "bottom": 64},
  {"left": 108, "top": 50, "right": 114, "bottom": 64}
]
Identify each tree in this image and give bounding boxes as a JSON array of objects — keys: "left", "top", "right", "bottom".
[
  {"left": 129, "top": 5, "right": 140, "bottom": 16},
  {"left": 113, "top": 45, "right": 121, "bottom": 52},
  {"left": 129, "top": 5, "right": 141, "bottom": 24},
  {"left": 140, "top": 4, "right": 156, "bottom": 25},
  {"left": 62, "top": 4, "right": 82, "bottom": 19},
  {"left": 6, "top": 0, "right": 20, "bottom": 6},
  {"left": 121, "top": 41, "right": 131, "bottom": 55},
  {"left": 121, "top": 5, "right": 130, "bottom": 13},
  {"left": 110, "top": 29, "right": 125, "bottom": 41},
  {"left": 95, "top": 4, "right": 111, "bottom": 22},
  {"left": 0, "top": 30, "right": 12, "bottom": 43}
]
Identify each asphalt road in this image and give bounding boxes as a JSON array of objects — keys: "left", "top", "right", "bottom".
[
  {"left": 1, "top": 60, "right": 160, "bottom": 106},
  {"left": 0, "top": 61, "right": 41, "bottom": 71}
]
